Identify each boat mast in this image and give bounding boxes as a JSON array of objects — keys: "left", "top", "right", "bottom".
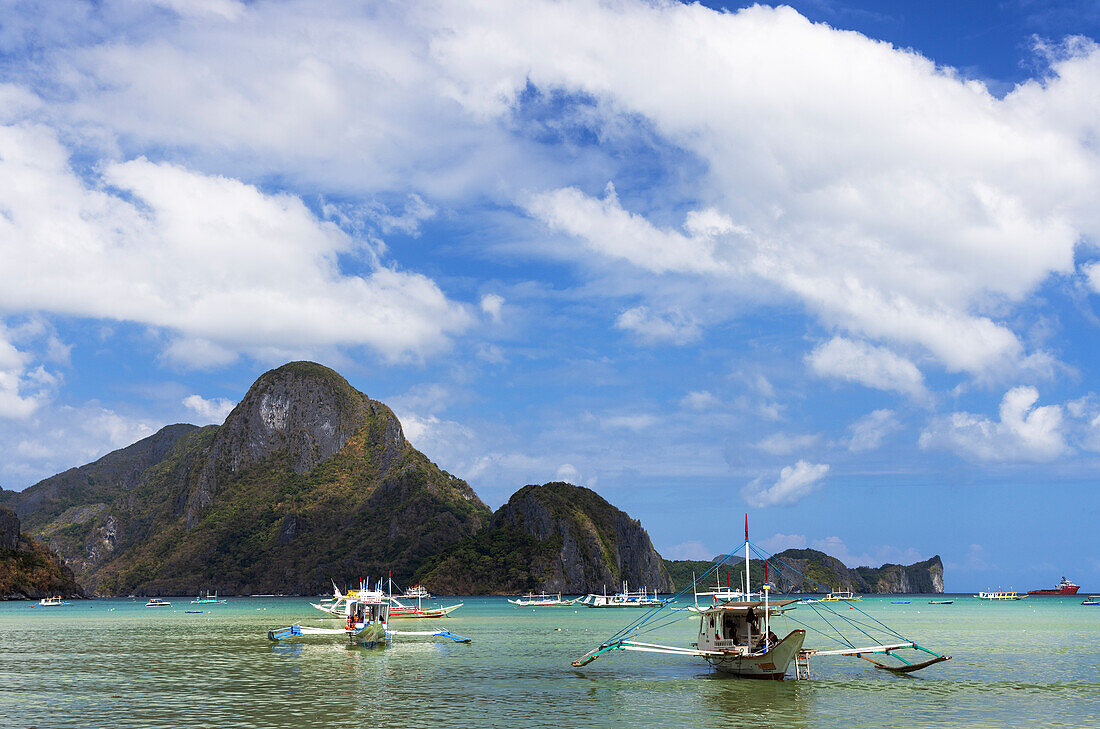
[{"left": 744, "top": 514, "right": 750, "bottom": 597}]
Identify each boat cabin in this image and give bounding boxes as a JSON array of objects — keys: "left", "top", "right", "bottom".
[
  {"left": 696, "top": 600, "right": 796, "bottom": 653},
  {"left": 345, "top": 595, "right": 390, "bottom": 629}
]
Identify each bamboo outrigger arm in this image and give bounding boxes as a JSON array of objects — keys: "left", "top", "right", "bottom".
[
  {"left": 572, "top": 640, "right": 726, "bottom": 667},
  {"left": 802, "top": 642, "right": 951, "bottom": 673}
]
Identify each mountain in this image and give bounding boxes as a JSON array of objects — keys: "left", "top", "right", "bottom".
[
  {"left": 1, "top": 362, "right": 491, "bottom": 595},
  {"left": 416, "top": 482, "right": 674, "bottom": 594},
  {"left": 0, "top": 506, "right": 84, "bottom": 599},
  {"left": 664, "top": 549, "right": 944, "bottom": 594}
]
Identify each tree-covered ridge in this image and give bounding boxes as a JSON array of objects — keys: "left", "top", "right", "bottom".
[
  {"left": 418, "top": 482, "right": 672, "bottom": 594},
  {"left": 3, "top": 362, "right": 491, "bottom": 596},
  {"left": 0, "top": 507, "right": 84, "bottom": 599}
]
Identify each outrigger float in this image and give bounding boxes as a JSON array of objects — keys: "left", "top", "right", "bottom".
[
  {"left": 271, "top": 581, "right": 471, "bottom": 648},
  {"left": 571, "top": 517, "right": 951, "bottom": 679}
]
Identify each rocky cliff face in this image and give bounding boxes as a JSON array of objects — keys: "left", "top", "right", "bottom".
[
  {"left": 0, "top": 507, "right": 85, "bottom": 600},
  {"left": 3, "top": 362, "right": 491, "bottom": 595},
  {"left": 419, "top": 482, "right": 673, "bottom": 594},
  {"left": 854, "top": 556, "right": 944, "bottom": 593}
]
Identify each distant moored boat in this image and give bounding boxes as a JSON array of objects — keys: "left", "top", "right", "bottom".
[{"left": 1027, "top": 576, "right": 1080, "bottom": 596}]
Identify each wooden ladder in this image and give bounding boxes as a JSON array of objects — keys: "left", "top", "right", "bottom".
[{"left": 795, "top": 650, "right": 811, "bottom": 680}]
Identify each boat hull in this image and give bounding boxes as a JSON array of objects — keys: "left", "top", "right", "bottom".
[
  {"left": 706, "top": 630, "right": 806, "bottom": 679},
  {"left": 348, "top": 623, "right": 387, "bottom": 647}
]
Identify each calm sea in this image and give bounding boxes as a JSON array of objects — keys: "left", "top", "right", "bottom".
[{"left": 1, "top": 595, "right": 1097, "bottom": 728}]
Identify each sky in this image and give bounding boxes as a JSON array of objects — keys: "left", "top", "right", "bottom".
[{"left": 1, "top": 0, "right": 1099, "bottom": 592}]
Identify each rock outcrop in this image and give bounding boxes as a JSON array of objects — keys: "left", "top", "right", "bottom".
[
  {"left": 0, "top": 506, "right": 85, "bottom": 600},
  {"left": 2, "top": 362, "right": 491, "bottom": 595},
  {"left": 419, "top": 482, "right": 674, "bottom": 594}
]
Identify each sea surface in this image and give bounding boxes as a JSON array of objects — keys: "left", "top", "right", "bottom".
[{"left": 1, "top": 594, "right": 1097, "bottom": 728}]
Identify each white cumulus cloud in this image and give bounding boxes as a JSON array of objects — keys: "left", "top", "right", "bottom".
[
  {"left": 742, "top": 460, "right": 829, "bottom": 508},
  {"left": 182, "top": 394, "right": 236, "bottom": 424},
  {"left": 0, "top": 125, "right": 472, "bottom": 367},
  {"left": 615, "top": 305, "right": 701, "bottom": 346},
  {"left": 920, "top": 386, "right": 1068, "bottom": 461},
  {"left": 847, "top": 409, "right": 902, "bottom": 453},
  {"left": 807, "top": 338, "right": 928, "bottom": 400}
]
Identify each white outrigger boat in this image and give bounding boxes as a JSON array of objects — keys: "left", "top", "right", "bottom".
[
  {"left": 823, "top": 590, "right": 862, "bottom": 602},
  {"left": 271, "top": 581, "right": 470, "bottom": 647},
  {"left": 311, "top": 580, "right": 462, "bottom": 619},
  {"left": 33, "top": 595, "right": 72, "bottom": 607},
  {"left": 578, "top": 583, "right": 670, "bottom": 608},
  {"left": 508, "top": 592, "right": 578, "bottom": 607},
  {"left": 572, "top": 517, "right": 950, "bottom": 679}
]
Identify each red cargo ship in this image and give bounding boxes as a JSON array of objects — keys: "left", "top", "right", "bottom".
[{"left": 1027, "top": 576, "right": 1080, "bottom": 596}]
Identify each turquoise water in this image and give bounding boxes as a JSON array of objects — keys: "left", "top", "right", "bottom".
[{"left": 1, "top": 595, "right": 1097, "bottom": 728}]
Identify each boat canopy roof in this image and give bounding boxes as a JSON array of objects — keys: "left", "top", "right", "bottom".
[{"left": 699, "top": 599, "right": 798, "bottom": 613}]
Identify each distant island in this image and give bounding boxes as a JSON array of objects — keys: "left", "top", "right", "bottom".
[
  {"left": 0, "top": 361, "right": 943, "bottom": 598},
  {"left": 664, "top": 550, "right": 944, "bottom": 595}
]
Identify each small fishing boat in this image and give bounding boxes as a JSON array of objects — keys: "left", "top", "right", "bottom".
[
  {"left": 33, "top": 595, "right": 72, "bottom": 607},
  {"left": 145, "top": 598, "right": 172, "bottom": 607},
  {"left": 191, "top": 591, "right": 226, "bottom": 604},
  {"left": 508, "top": 592, "right": 577, "bottom": 607},
  {"left": 928, "top": 600, "right": 953, "bottom": 605},
  {"left": 571, "top": 516, "right": 950, "bottom": 679},
  {"left": 271, "top": 581, "right": 470, "bottom": 648},
  {"left": 578, "top": 583, "right": 670, "bottom": 608},
  {"left": 977, "top": 591, "right": 1023, "bottom": 600},
  {"left": 1081, "top": 596, "right": 1100, "bottom": 606}
]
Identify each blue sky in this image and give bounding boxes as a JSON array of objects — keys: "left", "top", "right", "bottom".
[{"left": 2, "top": 0, "right": 1099, "bottom": 592}]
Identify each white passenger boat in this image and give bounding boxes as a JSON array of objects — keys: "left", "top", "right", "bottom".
[
  {"left": 145, "top": 598, "right": 172, "bottom": 607},
  {"left": 508, "top": 592, "right": 577, "bottom": 607},
  {"left": 822, "top": 591, "right": 861, "bottom": 602},
  {"left": 1081, "top": 595, "right": 1100, "bottom": 605},
  {"left": 977, "top": 590, "right": 1024, "bottom": 600},
  {"left": 404, "top": 584, "right": 432, "bottom": 600},
  {"left": 34, "top": 595, "right": 72, "bottom": 607},
  {"left": 578, "top": 583, "right": 669, "bottom": 608}
]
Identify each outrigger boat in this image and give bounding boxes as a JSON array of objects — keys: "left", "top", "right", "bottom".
[
  {"left": 822, "top": 590, "right": 861, "bottom": 602},
  {"left": 271, "top": 581, "right": 470, "bottom": 647},
  {"left": 578, "top": 583, "right": 670, "bottom": 608},
  {"left": 571, "top": 516, "right": 950, "bottom": 679},
  {"left": 311, "top": 580, "right": 462, "bottom": 620},
  {"left": 191, "top": 591, "right": 226, "bottom": 604},
  {"left": 508, "top": 592, "right": 578, "bottom": 607},
  {"left": 33, "top": 595, "right": 72, "bottom": 607}
]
